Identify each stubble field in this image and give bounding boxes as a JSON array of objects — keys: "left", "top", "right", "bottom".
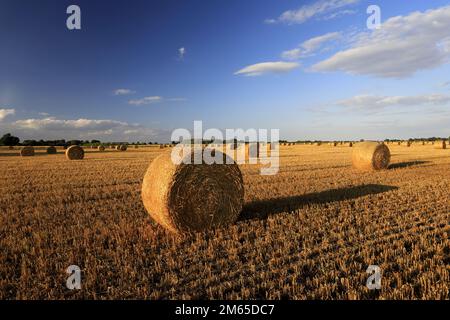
[{"left": 0, "top": 144, "right": 448, "bottom": 299}]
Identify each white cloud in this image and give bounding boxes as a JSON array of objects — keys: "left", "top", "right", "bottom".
[
  {"left": 312, "top": 6, "right": 450, "bottom": 78},
  {"left": 6, "top": 115, "right": 171, "bottom": 142},
  {"left": 114, "top": 89, "right": 136, "bottom": 96},
  {"left": 264, "top": 19, "right": 277, "bottom": 24},
  {"left": 178, "top": 47, "right": 186, "bottom": 60},
  {"left": 336, "top": 94, "right": 450, "bottom": 111},
  {"left": 234, "top": 61, "right": 300, "bottom": 76},
  {"left": 269, "top": 0, "right": 359, "bottom": 25},
  {"left": 281, "top": 48, "right": 304, "bottom": 61},
  {"left": 15, "top": 117, "right": 128, "bottom": 130},
  {"left": 124, "top": 129, "right": 144, "bottom": 135},
  {"left": 281, "top": 32, "right": 341, "bottom": 60},
  {"left": 321, "top": 9, "right": 357, "bottom": 20},
  {"left": 128, "top": 96, "right": 162, "bottom": 106},
  {"left": 0, "top": 108, "right": 15, "bottom": 121}
]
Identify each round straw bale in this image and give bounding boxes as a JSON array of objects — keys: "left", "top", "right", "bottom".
[
  {"left": 20, "top": 146, "right": 35, "bottom": 157},
  {"left": 8, "top": 146, "right": 14, "bottom": 150},
  {"left": 46, "top": 146, "right": 57, "bottom": 154},
  {"left": 352, "top": 141, "right": 390, "bottom": 171},
  {"left": 349, "top": 142, "right": 353, "bottom": 147},
  {"left": 141, "top": 149, "right": 244, "bottom": 233},
  {"left": 435, "top": 140, "right": 447, "bottom": 149},
  {"left": 134, "top": 145, "right": 139, "bottom": 149},
  {"left": 66, "top": 145, "right": 84, "bottom": 160},
  {"left": 98, "top": 145, "right": 105, "bottom": 152},
  {"left": 118, "top": 144, "right": 127, "bottom": 151}
]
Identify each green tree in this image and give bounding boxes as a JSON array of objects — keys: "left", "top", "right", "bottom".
[{"left": 0, "top": 133, "right": 20, "bottom": 146}]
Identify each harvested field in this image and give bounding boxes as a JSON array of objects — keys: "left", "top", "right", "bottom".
[{"left": 0, "top": 144, "right": 448, "bottom": 299}]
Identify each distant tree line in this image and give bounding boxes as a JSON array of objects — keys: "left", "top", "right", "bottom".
[
  {"left": 1, "top": 132, "right": 450, "bottom": 147},
  {"left": 0, "top": 133, "right": 160, "bottom": 146}
]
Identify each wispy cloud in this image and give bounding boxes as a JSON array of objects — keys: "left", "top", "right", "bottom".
[
  {"left": 312, "top": 5, "right": 450, "bottom": 78},
  {"left": 234, "top": 61, "right": 300, "bottom": 76},
  {"left": 281, "top": 32, "right": 341, "bottom": 60},
  {"left": 167, "top": 97, "right": 188, "bottom": 102},
  {"left": 267, "top": 0, "right": 359, "bottom": 25},
  {"left": 128, "top": 96, "right": 186, "bottom": 105},
  {"left": 178, "top": 47, "right": 186, "bottom": 60},
  {"left": 114, "top": 88, "right": 136, "bottom": 96},
  {"left": 336, "top": 94, "right": 450, "bottom": 112},
  {"left": 0, "top": 108, "right": 15, "bottom": 121},
  {"left": 128, "top": 96, "right": 163, "bottom": 106},
  {"left": 321, "top": 9, "right": 357, "bottom": 20}
]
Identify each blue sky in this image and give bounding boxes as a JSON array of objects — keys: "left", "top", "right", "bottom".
[{"left": 1, "top": 0, "right": 450, "bottom": 142}]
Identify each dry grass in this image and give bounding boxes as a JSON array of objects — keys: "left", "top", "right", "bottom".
[{"left": 0, "top": 144, "right": 448, "bottom": 299}]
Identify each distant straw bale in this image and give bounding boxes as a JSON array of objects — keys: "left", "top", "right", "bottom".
[
  {"left": 20, "top": 146, "right": 35, "bottom": 157},
  {"left": 435, "top": 140, "right": 447, "bottom": 149},
  {"left": 66, "top": 145, "right": 84, "bottom": 160},
  {"left": 118, "top": 144, "right": 127, "bottom": 151},
  {"left": 46, "top": 146, "right": 57, "bottom": 154}
]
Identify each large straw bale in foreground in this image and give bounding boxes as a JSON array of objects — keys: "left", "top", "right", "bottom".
[
  {"left": 20, "top": 146, "right": 35, "bottom": 157},
  {"left": 66, "top": 145, "right": 84, "bottom": 160},
  {"left": 352, "top": 142, "right": 390, "bottom": 171},
  {"left": 141, "top": 149, "right": 244, "bottom": 233}
]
